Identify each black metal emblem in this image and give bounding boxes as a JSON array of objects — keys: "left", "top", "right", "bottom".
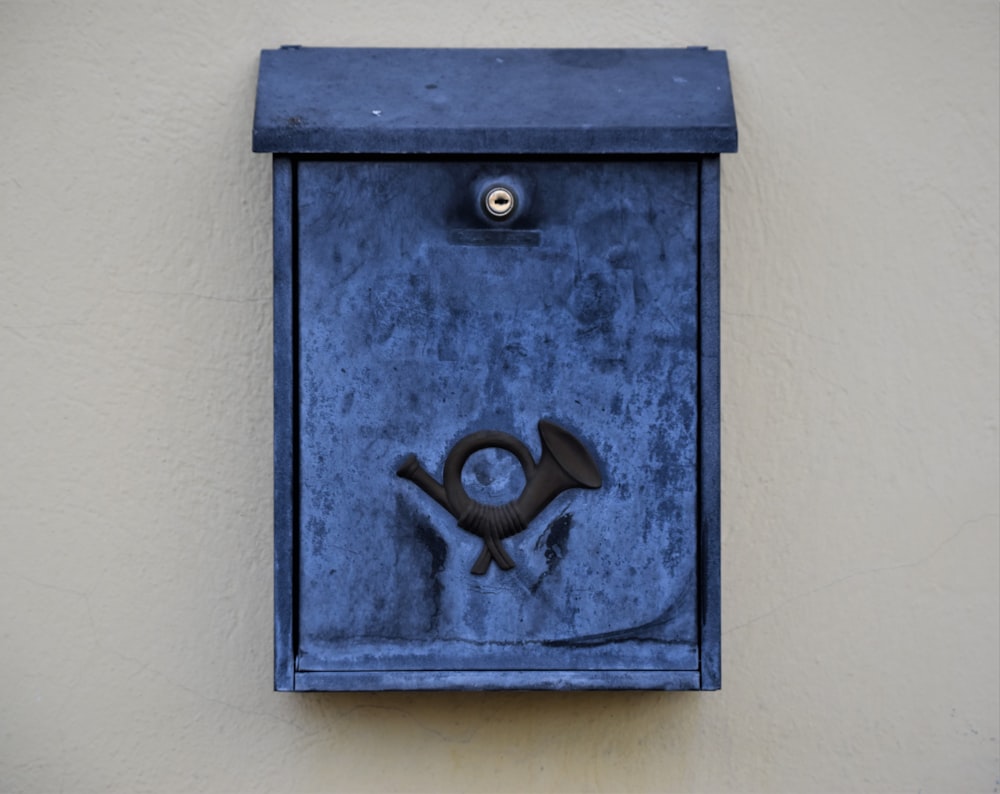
[{"left": 397, "top": 420, "right": 602, "bottom": 574}]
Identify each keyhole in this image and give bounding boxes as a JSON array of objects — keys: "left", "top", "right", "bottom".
[{"left": 483, "top": 186, "right": 516, "bottom": 219}]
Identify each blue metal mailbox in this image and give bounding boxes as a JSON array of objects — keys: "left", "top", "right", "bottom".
[{"left": 253, "top": 47, "right": 737, "bottom": 691}]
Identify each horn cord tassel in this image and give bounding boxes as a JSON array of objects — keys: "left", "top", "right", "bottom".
[{"left": 459, "top": 501, "right": 523, "bottom": 574}]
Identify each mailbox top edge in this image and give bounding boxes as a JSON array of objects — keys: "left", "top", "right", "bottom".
[{"left": 252, "top": 47, "right": 737, "bottom": 154}]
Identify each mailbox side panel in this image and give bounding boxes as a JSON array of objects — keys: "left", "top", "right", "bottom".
[
  {"left": 273, "top": 157, "right": 296, "bottom": 691},
  {"left": 698, "top": 155, "right": 722, "bottom": 689}
]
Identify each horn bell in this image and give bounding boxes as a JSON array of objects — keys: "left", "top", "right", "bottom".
[
  {"left": 537, "top": 419, "right": 602, "bottom": 490},
  {"left": 514, "top": 420, "right": 602, "bottom": 525}
]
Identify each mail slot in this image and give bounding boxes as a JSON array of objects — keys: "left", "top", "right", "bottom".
[{"left": 253, "top": 46, "right": 737, "bottom": 691}]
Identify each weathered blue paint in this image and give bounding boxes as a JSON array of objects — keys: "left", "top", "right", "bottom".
[
  {"left": 294, "top": 670, "right": 701, "bottom": 691},
  {"left": 698, "top": 156, "right": 722, "bottom": 690},
  {"left": 256, "top": 48, "right": 736, "bottom": 691},
  {"left": 271, "top": 157, "right": 295, "bottom": 691}
]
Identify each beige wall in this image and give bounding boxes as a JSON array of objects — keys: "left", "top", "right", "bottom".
[{"left": 2, "top": 1, "right": 998, "bottom": 791}]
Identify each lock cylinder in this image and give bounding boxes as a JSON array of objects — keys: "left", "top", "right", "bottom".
[
  {"left": 483, "top": 185, "right": 516, "bottom": 218},
  {"left": 477, "top": 178, "right": 524, "bottom": 222}
]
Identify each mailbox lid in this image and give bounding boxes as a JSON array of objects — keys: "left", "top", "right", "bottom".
[{"left": 252, "top": 47, "right": 737, "bottom": 154}]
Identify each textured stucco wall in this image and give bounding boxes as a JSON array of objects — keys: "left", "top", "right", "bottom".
[{"left": 1, "top": 1, "right": 997, "bottom": 792}]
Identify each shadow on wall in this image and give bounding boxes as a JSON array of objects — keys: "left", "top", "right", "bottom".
[{"left": 287, "top": 689, "right": 705, "bottom": 760}]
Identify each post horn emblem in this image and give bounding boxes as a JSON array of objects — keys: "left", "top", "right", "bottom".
[{"left": 397, "top": 420, "right": 602, "bottom": 574}]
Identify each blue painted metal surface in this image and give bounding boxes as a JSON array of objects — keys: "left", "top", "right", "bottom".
[
  {"left": 254, "top": 48, "right": 736, "bottom": 691},
  {"left": 253, "top": 47, "right": 737, "bottom": 154}
]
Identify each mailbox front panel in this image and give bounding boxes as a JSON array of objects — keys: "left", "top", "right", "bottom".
[{"left": 277, "top": 157, "right": 719, "bottom": 690}]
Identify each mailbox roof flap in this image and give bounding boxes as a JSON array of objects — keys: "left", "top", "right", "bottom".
[{"left": 252, "top": 47, "right": 737, "bottom": 154}]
